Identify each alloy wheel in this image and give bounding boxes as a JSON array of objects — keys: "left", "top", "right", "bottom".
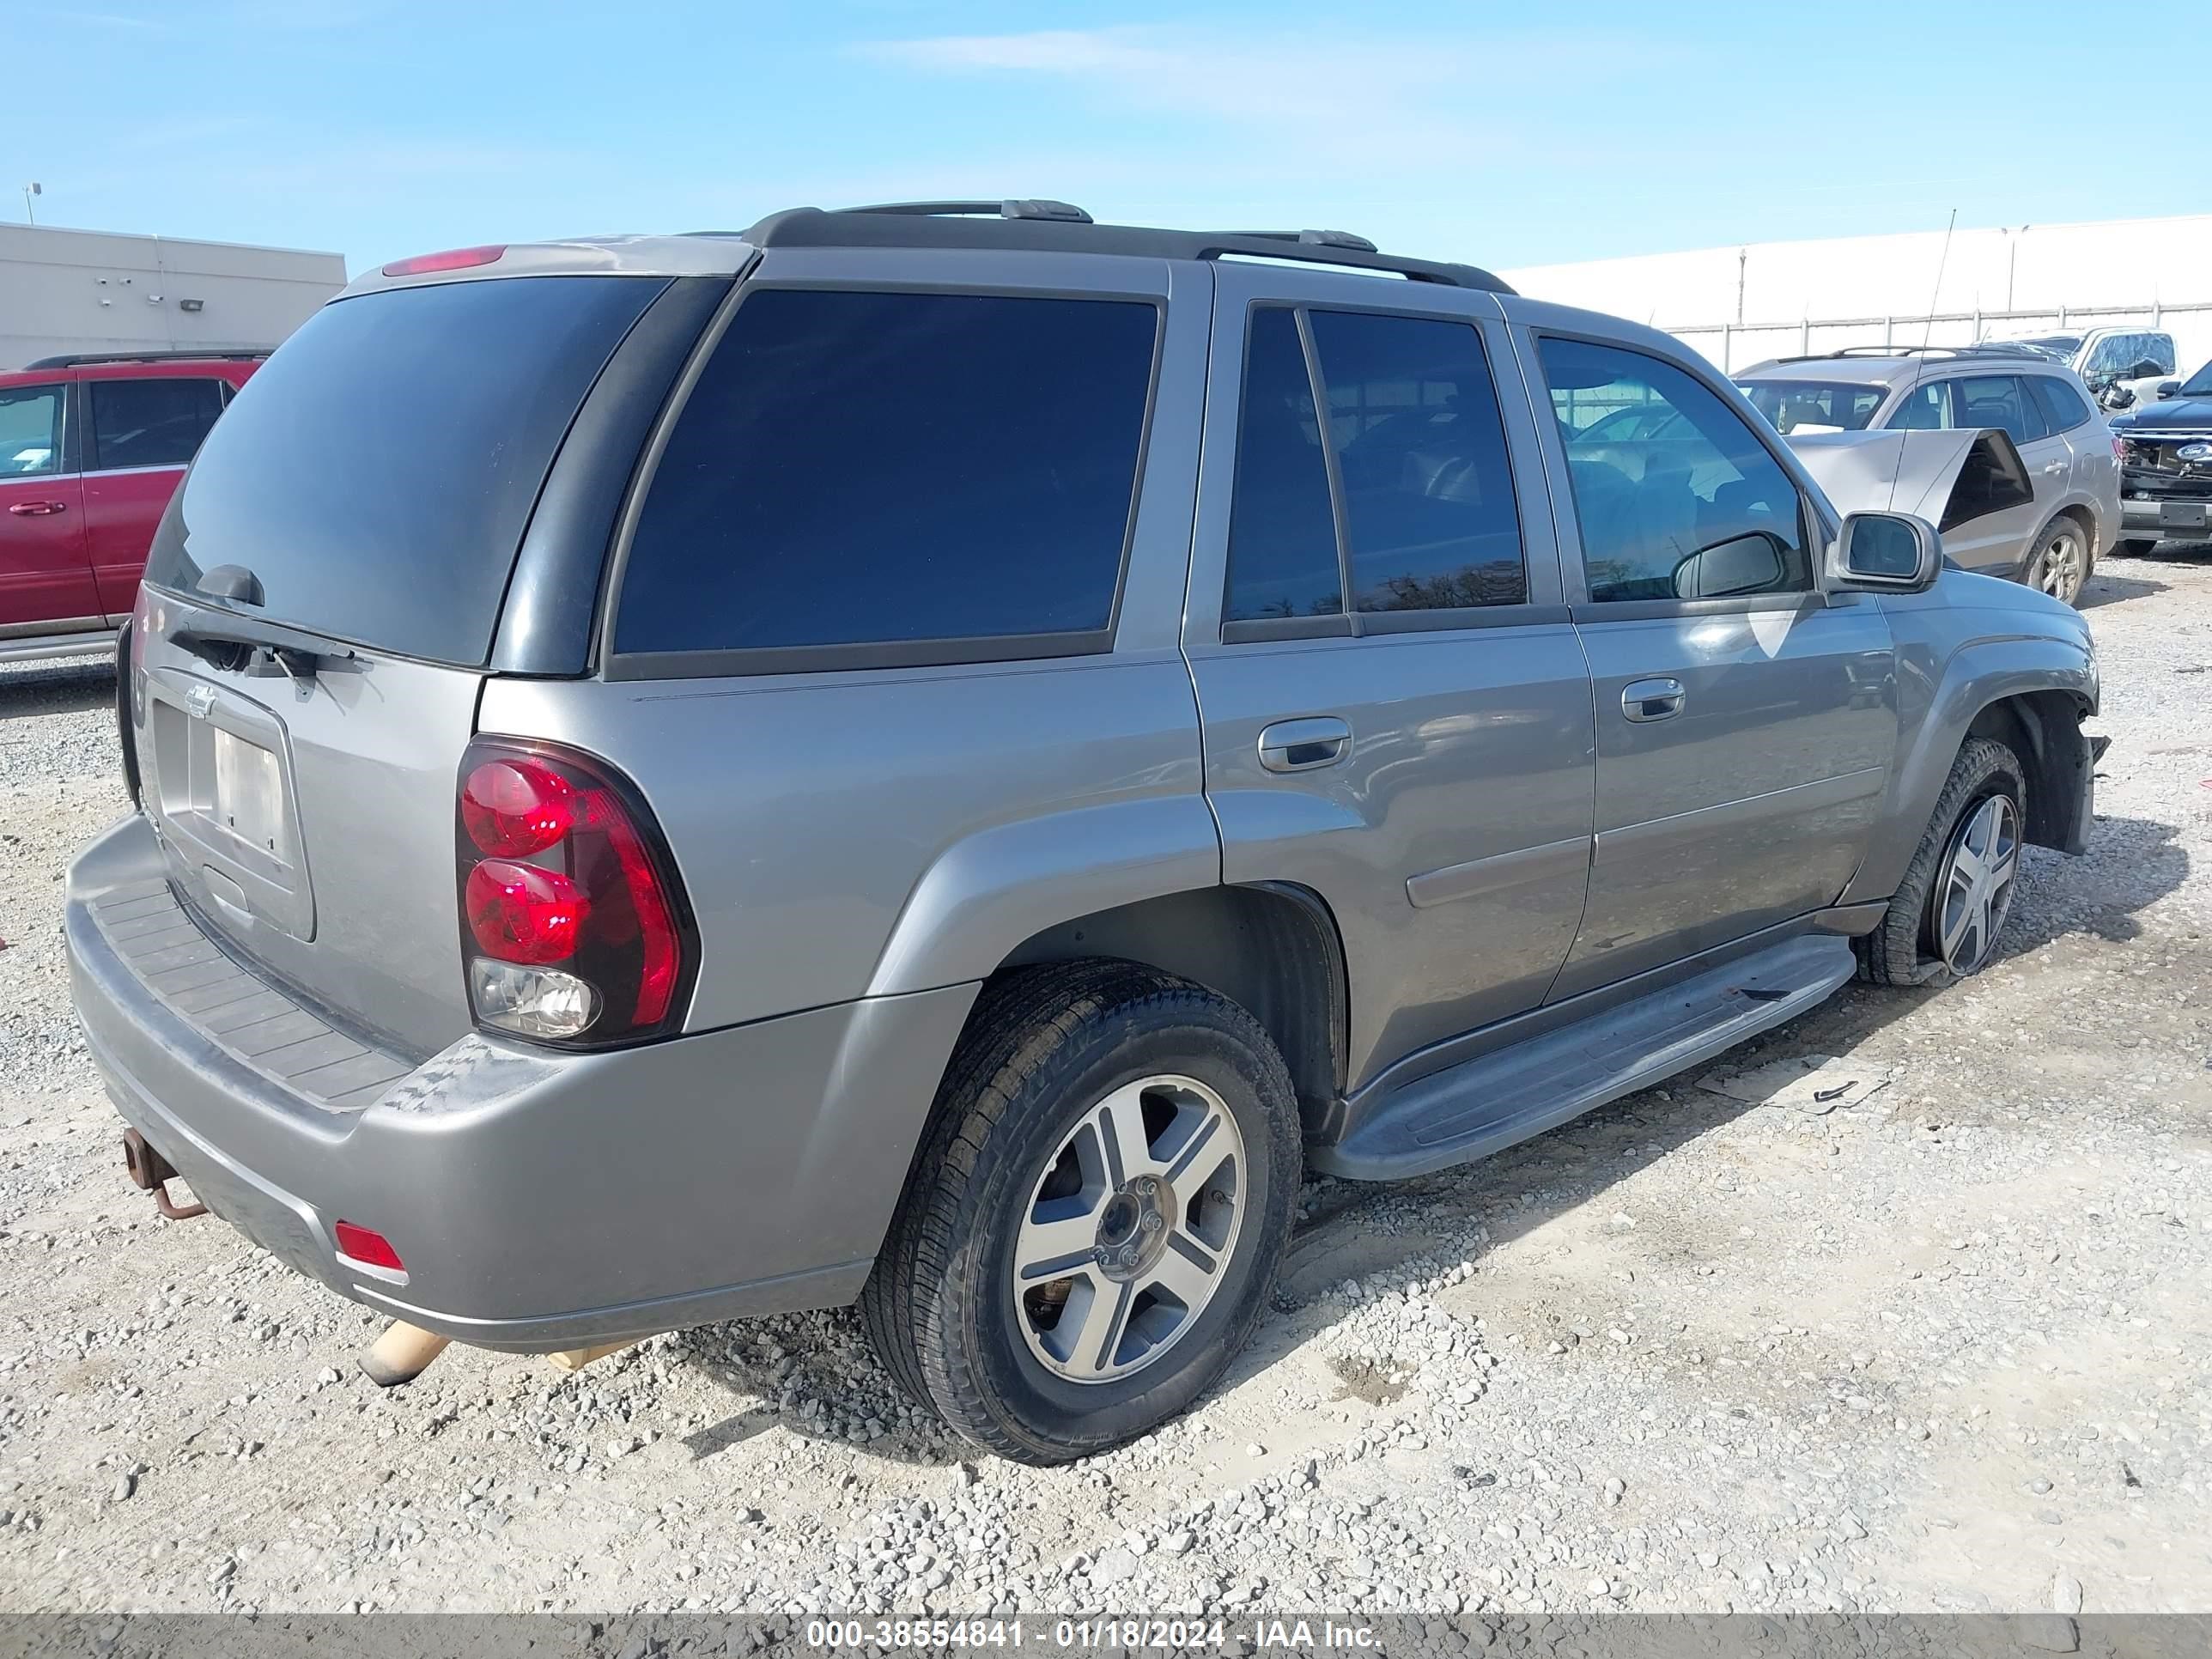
[
  {"left": 2033, "top": 531, "right": 2087, "bottom": 604},
  {"left": 1935, "top": 793, "right": 2021, "bottom": 975},
  {"left": 1012, "top": 1074, "right": 1245, "bottom": 1383}
]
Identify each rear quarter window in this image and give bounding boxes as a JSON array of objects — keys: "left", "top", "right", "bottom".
[{"left": 611, "top": 288, "right": 1160, "bottom": 668}]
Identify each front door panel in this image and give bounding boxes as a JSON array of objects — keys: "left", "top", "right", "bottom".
[{"left": 1559, "top": 600, "right": 1895, "bottom": 996}]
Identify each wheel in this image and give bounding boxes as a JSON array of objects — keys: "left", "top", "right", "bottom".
[
  {"left": 2024, "top": 519, "right": 2092, "bottom": 605},
  {"left": 1856, "top": 737, "right": 2027, "bottom": 988},
  {"left": 861, "top": 961, "right": 1302, "bottom": 1463},
  {"left": 2112, "top": 538, "right": 2158, "bottom": 557}
]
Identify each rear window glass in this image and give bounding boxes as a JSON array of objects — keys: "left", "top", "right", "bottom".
[
  {"left": 148, "top": 275, "right": 663, "bottom": 665},
  {"left": 614, "top": 288, "right": 1159, "bottom": 661}
]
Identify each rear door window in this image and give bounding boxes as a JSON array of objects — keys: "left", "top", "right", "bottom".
[
  {"left": 1308, "top": 309, "right": 1526, "bottom": 611},
  {"left": 1224, "top": 308, "right": 1341, "bottom": 623},
  {"left": 0, "top": 384, "right": 64, "bottom": 477},
  {"left": 613, "top": 288, "right": 1159, "bottom": 665},
  {"left": 148, "top": 274, "right": 665, "bottom": 666},
  {"left": 1956, "top": 374, "right": 2046, "bottom": 444},
  {"left": 88, "top": 378, "right": 224, "bottom": 471}
]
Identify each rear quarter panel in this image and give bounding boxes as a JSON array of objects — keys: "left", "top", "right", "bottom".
[{"left": 477, "top": 253, "right": 1222, "bottom": 1031}]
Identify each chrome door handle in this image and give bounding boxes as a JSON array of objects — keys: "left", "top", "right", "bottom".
[
  {"left": 2042, "top": 461, "right": 2067, "bottom": 476},
  {"left": 8, "top": 501, "right": 67, "bottom": 516},
  {"left": 1622, "top": 678, "right": 1686, "bottom": 722},
  {"left": 1258, "top": 716, "right": 1352, "bottom": 772}
]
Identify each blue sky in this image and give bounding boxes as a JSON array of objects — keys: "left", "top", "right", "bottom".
[{"left": 6, "top": 1, "right": 2204, "bottom": 277}]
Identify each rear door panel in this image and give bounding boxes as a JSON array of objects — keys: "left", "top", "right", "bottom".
[{"left": 1183, "top": 264, "right": 1595, "bottom": 1091}]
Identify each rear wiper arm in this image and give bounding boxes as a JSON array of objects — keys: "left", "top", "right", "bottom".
[{"left": 170, "top": 611, "right": 365, "bottom": 682}]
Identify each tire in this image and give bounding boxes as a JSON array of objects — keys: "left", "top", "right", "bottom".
[
  {"left": 1856, "top": 736, "right": 2027, "bottom": 989},
  {"left": 861, "top": 960, "right": 1302, "bottom": 1464},
  {"left": 2022, "top": 517, "right": 2092, "bottom": 605},
  {"left": 2112, "top": 538, "right": 2158, "bottom": 558}
]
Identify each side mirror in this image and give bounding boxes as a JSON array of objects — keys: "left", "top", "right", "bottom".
[
  {"left": 2101, "top": 385, "right": 2136, "bottom": 411},
  {"left": 1826, "top": 511, "right": 1941, "bottom": 593},
  {"left": 2155, "top": 380, "right": 2183, "bottom": 400}
]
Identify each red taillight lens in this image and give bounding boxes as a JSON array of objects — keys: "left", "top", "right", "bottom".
[
  {"left": 462, "top": 757, "right": 575, "bottom": 857},
  {"left": 333, "top": 1220, "right": 405, "bottom": 1273},
  {"left": 2113, "top": 435, "right": 2128, "bottom": 463},
  {"left": 465, "top": 860, "right": 589, "bottom": 964},
  {"left": 380, "top": 244, "right": 506, "bottom": 277},
  {"left": 454, "top": 740, "right": 693, "bottom": 1047}
]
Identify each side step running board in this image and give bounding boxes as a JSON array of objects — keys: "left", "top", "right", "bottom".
[{"left": 1312, "top": 935, "right": 1856, "bottom": 1182}]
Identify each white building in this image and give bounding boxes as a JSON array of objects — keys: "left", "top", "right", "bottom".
[
  {"left": 0, "top": 224, "right": 345, "bottom": 369},
  {"left": 1502, "top": 214, "right": 2212, "bottom": 374}
]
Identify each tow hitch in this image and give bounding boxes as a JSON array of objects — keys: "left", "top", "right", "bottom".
[{"left": 121, "top": 1128, "right": 207, "bottom": 1221}]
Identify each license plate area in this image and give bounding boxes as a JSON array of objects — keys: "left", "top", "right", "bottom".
[
  {"left": 143, "top": 671, "right": 316, "bottom": 941},
  {"left": 2158, "top": 501, "right": 2208, "bottom": 531}
]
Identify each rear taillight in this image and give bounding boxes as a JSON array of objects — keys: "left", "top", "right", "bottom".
[
  {"left": 380, "top": 244, "right": 506, "bottom": 277},
  {"left": 455, "top": 740, "right": 693, "bottom": 1047},
  {"left": 2113, "top": 435, "right": 2127, "bottom": 463}
]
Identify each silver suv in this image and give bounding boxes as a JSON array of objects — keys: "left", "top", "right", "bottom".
[
  {"left": 1735, "top": 345, "right": 2121, "bottom": 605},
  {"left": 69, "top": 203, "right": 2100, "bottom": 1463}
]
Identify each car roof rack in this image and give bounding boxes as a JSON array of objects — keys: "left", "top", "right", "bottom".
[
  {"left": 728, "top": 201, "right": 1512, "bottom": 292},
  {"left": 22, "top": 348, "right": 272, "bottom": 369}
]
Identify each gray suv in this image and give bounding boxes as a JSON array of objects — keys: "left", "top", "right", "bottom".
[
  {"left": 68, "top": 202, "right": 2101, "bottom": 1463},
  {"left": 1735, "top": 346, "right": 2121, "bottom": 605}
]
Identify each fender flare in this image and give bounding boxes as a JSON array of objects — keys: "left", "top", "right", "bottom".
[{"left": 1844, "top": 634, "right": 2096, "bottom": 903}]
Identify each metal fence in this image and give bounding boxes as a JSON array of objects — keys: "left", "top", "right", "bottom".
[{"left": 1670, "top": 299, "right": 2212, "bottom": 372}]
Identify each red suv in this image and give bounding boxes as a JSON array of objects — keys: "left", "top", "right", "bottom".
[{"left": 2, "top": 351, "right": 264, "bottom": 662}]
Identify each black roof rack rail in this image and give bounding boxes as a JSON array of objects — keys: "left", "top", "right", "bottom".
[
  {"left": 836, "top": 198, "right": 1095, "bottom": 224},
  {"left": 733, "top": 203, "right": 1512, "bottom": 293},
  {"left": 23, "top": 348, "right": 272, "bottom": 369}
]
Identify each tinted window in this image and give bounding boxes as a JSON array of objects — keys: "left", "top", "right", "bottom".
[
  {"left": 1736, "top": 379, "right": 1887, "bottom": 433},
  {"left": 616, "top": 289, "right": 1157, "bottom": 658},
  {"left": 89, "top": 378, "right": 224, "bottom": 471},
  {"left": 149, "top": 276, "right": 662, "bottom": 666},
  {"left": 2027, "top": 375, "right": 2092, "bottom": 433},
  {"left": 1309, "top": 310, "right": 1525, "bottom": 611},
  {"left": 1888, "top": 380, "right": 1954, "bottom": 430},
  {"left": 1224, "top": 308, "right": 1340, "bottom": 621},
  {"left": 0, "top": 385, "right": 64, "bottom": 477},
  {"left": 1542, "top": 337, "right": 1809, "bottom": 605},
  {"left": 1956, "top": 374, "right": 2046, "bottom": 443}
]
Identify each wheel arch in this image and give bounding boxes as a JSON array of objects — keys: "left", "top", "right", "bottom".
[
  {"left": 994, "top": 883, "right": 1350, "bottom": 1137},
  {"left": 1844, "top": 635, "right": 2097, "bottom": 904}
]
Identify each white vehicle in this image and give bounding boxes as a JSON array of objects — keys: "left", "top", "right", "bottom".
[{"left": 1986, "top": 326, "right": 2177, "bottom": 412}]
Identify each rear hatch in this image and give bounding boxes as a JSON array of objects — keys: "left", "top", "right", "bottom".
[{"left": 129, "top": 271, "right": 675, "bottom": 1058}]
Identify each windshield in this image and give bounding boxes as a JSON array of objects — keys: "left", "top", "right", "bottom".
[
  {"left": 2000, "top": 336, "right": 2081, "bottom": 362},
  {"left": 1735, "top": 379, "right": 1888, "bottom": 433},
  {"left": 2179, "top": 360, "right": 2212, "bottom": 398}
]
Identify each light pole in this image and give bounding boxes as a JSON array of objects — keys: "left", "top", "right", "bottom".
[{"left": 21, "top": 182, "right": 40, "bottom": 224}]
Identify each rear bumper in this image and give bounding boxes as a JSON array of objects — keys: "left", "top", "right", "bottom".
[
  {"left": 2121, "top": 495, "right": 2210, "bottom": 536},
  {"left": 67, "top": 813, "right": 975, "bottom": 1352}
]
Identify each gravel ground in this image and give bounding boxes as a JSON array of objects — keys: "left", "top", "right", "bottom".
[{"left": 2, "top": 550, "right": 2208, "bottom": 1620}]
